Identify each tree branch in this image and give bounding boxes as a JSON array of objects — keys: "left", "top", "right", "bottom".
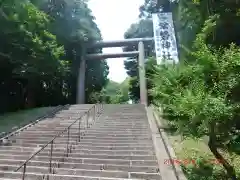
[{"left": 208, "top": 123, "right": 237, "bottom": 180}]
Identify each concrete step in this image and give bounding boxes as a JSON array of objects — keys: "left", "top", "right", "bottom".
[
  {"left": 82, "top": 131, "right": 151, "bottom": 135},
  {"left": 17, "top": 132, "right": 85, "bottom": 136},
  {"left": 0, "top": 154, "right": 158, "bottom": 166},
  {"left": 7, "top": 141, "right": 69, "bottom": 147},
  {"left": 73, "top": 145, "right": 155, "bottom": 151},
  {"left": 77, "top": 141, "right": 153, "bottom": 146},
  {"left": 11, "top": 138, "right": 78, "bottom": 144},
  {"left": 87, "top": 128, "right": 150, "bottom": 131},
  {"left": 15, "top": 133, "right": 151, "bottom": 139},
  {"left": 27, "top": 125, "right": 86, "bottom": 129},
  {"left": 0, "top": 143, "right": 154, "bottom": 151},
  {"left": 94, "top": 120, "right": 148, "bottom": 123},
  {"left": 81, "top": 133, "right": 152, "bottom": 138},
  {"left": 11, "top": 139, "right": 153, "bottom": 145},
  {"left": 10, "top": 140, "right": 154, "bottom": 147},
  {"left": 66, "top": 158, "right": 158, "bottom": 166},
  {"left": 9, "top": 135, "right": 152, "bottom": 141},
  {"left": 96, "top": 121, "right": 148, "bottom": 123},
  {"left": 95, "top": 126, "right": 149, "bottom": 128},
  {"left": 75, "top": 139, "right": 153, "bottom": 143},
  {"left": 0, "top": 160, "right": 159, "bottom": 173},
  {"left": 0, "top": 152, "right": 157, "bottom": 161},
  {"left": 0, "top": 148, "right": 155, "bottom": 156},
  {"left": 0, "top": 165, "right": 130, "bottom": 178},
  {"left": 0, "top": 171, "right": 160, "bottom": 180}
]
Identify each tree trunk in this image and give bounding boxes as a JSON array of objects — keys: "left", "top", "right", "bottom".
[
  {"left": 208, "top": 123, "right": 237, "bottom": 180},
  {"left": 25, "top": 80, "right": 36, "bottom": 108}
]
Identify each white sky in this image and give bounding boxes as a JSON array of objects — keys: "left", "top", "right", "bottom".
[{"left": 88, "top": 0, "right": 144, "bottom": 83}]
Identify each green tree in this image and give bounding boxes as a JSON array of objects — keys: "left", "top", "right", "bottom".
[
  {"left": 35, "top": 0, "right": 109, "bottom": 104},
  {"left": 0, "top": 0, "right": 109, "bottom": 113},
  {"left": 151, "top": 17, "right": 239, "bottom": 179},
  {"left": 103, "top": 79, "right": 129, "bottom": 104},
  {"left": 0, "top": 0, "right": 67, "bottom": 111}
]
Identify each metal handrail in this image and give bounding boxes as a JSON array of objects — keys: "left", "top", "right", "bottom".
[{"left": 14, "top": 104, "right": 103, "bottom": 179}]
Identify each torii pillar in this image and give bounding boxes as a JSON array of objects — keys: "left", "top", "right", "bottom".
[
  {"left": 138, "top": 41, "right": 148, "bottom": 106},
  {"left": 77, "top": 57, "right": 86, "bottom": 104}
]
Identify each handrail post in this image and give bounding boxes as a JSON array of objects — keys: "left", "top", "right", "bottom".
[
  {"left": 22, "top": 163, "right": 26, "bottom": 180},
  {"left": 94, "top": 105, "right": 96, "bottom": 122},
  {"left": 66, "top": 127, "right": 70, "bottom": 157},
  {"left": 87, "top": 111, "right": 89, "bottom": 128},
  {"left": 78, "top": 118, "right": 81, "bottom": 142},
  {"left": 49, "top": 140, "right": 54, "bottom": 173},
  {"left": 96, "top": 104, "right": 98, "bottom": 116}
]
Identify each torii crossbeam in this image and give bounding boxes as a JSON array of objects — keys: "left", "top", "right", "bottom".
[{"left": 77, "top": 38, "right": 154, "bottom": 106}]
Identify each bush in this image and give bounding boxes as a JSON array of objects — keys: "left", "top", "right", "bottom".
[{"left": 150, "top": 16, "right": 240, "bottom": 179}]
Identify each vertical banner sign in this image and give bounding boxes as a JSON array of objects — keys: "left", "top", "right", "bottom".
[{"left": 152, "top": 12, "right": 179, "bottom": 64}]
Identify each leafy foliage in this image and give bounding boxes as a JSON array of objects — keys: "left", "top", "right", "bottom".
[
  {"left": 150, "top": 16, "right": 240, "bottom": 179},
  {"left": 100, "top": 79, "right": 130, "bottom": 104},
  {"left": 0, "top": 0, "right": 109, "bottom": 113}
]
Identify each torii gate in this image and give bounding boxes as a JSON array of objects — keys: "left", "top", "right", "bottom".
[{"left": 77, "top": 37, "right": 154, "bottom": 106}]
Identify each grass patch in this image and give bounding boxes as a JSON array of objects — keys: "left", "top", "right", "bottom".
[
  {"left": 0, "top": 107, "right": 56, "bottom": 137},
  {"left": 155, "top": 110, "right": 240, "bottom": 180},
  {"left": 169, "top": 135, "right": 240, "bottom": 180}
]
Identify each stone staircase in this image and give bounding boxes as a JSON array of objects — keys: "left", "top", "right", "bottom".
[{"left": 0, "top": 104, "right": 163, "bottom": 180}]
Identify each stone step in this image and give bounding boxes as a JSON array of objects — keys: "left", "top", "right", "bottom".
[
  {"left": 11, "top": 140, "right": 153, "bottom": 146},
  {"left": 81, "top": 136, "right": 152, "bottom": 140},
  {"left": 77, "top": 142, "right": 154, "bottom": 147},
  {"left": 81, "top": 133, "right": 151, "bottom": 137},
  {"left": 0, "top": 165, "right": 129, "bottom": 179},
  {"left": 0, "top": 152, "right": 157, "bottom": 161},
  {"left": 83, "top": 131, "right": 151, "bottom": 135},
  {"left": 9, "top": 135, "right": 152, "bottom": 141},
  {"left": 0, "top": 159, "right": 159, "bottom": 173},
  {"left": 16, "top": 133, "right": 151, "bottom": 138},
  {"left": 94, "top": 121, "right": 148, "bottom": 123},
  {"left": 99, "top": 121, "right": 147, "bottom": 123},
  {"left": 67, "top": 157, "right": 158, "bottom": 166},
  {"left": 86, "top": 126, "right": 149, "bottom": 129},
  {"left": 88, "top": 128, "right": 150, "bottom": 131},
  {"left": 34, "top": 124, "right": 90, "bottom": 129},
  {"left": 0, "top": 171, "right": 161, "bottom": 180},
  {"left": 97, "top": 126, "right": 149, "bottom": 129},
  {"left": 73, "top": 145, "right": 154, "bottom": 151},
  {"left": 14, "top": 133, "right": 151, "bottom": 139},
  {"left": 98, "top": 120, "right": 147, "bottom": 122},
  {"left": 0, "top": 146, "right": 69, "bottom": 151},
  {"left": 0, "top": 154, "right": 158, "bottom": 166},
  {"left": 85, "top": 128, "right": 149, "bottom": 131},
  {"left": 19, "top": 129, "right": 149, "bottom": 134},
  {"left": 11, "top": 140, "right": 77, "bottom": 146},
  {"left": 17, "top": 132, "right": 85, "bottom": 136},
  {"left": 0, "top": 143, "right": 154, "bottom": 151},
  {"left": 68, "top": 154, "right": 156, "bottom": 161},
  {"left": 13, "top": 138, "right": 153, "bottom": 144},
  {"left": 22, "top": 125, "right": 85, "bottom": 129},
  {"left": 74, "top": 139, "right": 153, "bottom": 143},
  {"left": 0, "top": 148, "right": 155, "bottom": 156},
  {"left": 12, "top": 138, "right": 153, "bottom": 144},
  {"left": 27, "top": 124, "right": 87, "bottom": 129}
]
